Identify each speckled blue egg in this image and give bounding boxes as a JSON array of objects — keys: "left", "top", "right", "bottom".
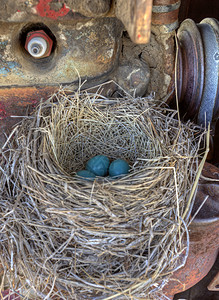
[
  {"left": 86, "top": 155, "right": 110, "bottom": 176},
  {"left": 76, "top": 170, "right": 96, "bottom": 180},
  {"left": 109, "top": 159, "right": 130, "bottom": 178}
]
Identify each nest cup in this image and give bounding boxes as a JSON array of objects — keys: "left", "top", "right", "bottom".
[{"left": 0, "top": 87, "right": 206, "bottom": 299}]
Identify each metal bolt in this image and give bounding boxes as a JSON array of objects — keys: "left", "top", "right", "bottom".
[
  {"left": 24, "top": 30, "right": 53, "bottom": 59},
  {"left": 27, "top": 37, "right": 48, "bottom": 58}
]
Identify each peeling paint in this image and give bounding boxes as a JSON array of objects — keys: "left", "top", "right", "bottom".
[
  {"left": 0, "top": 61, "right": 22, "bottom": 77},
  {"left": 35, "top": 0, "right": 70, "bottom": 19}
]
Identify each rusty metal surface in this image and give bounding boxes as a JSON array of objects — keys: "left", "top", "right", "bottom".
[
  {"left": 116, "top": 0, "right": 153, "bottom": 44},
  {"left": 152, "top": 0, "right": 181, "bottom": 31},
  {"left": 208, "top": 271, "right": 219, "bottom": 292},
  {"left": 176, "top": 18, "right": 219, "bottom": 125},
  {"left": 174, "top": 254, "right": 219, "bottom": 300},
  {"left": 0, "top": 18, "right": 122, "bottom": 87},
  {"left": 0, "top": 86, "right": 58, "bottom": 146},
  {"left": 163, "top": 222, "right": 219, "bottom": 299},
  {"left": 0, "top": 0, "right": 153, "bottom": 45},
  {"left": 162, "top": 162, "right": 219, "bottom": 299}
]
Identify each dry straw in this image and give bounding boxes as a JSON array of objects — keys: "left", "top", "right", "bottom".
[{"left": 0, "top": 85, "right": 207, "bottom": 299}]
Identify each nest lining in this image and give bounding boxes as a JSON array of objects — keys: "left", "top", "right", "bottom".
[{"left": 0, "top": 88, "right": 206, "bottom": 299}]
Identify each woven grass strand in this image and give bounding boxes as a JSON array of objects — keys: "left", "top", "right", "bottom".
[{"left": 0, "top": 88, "right": 206, "bottom": 299}]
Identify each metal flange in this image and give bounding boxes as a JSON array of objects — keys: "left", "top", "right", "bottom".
[{"left": 176, "top": 18, "right": 219, "bottom": 125}]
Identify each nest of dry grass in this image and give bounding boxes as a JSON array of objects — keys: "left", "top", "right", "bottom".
[{"left": 0, "top": 86, "right": 207, "bottom": 299}]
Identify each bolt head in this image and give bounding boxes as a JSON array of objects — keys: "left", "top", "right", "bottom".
[{"left": 24, "top": 30, "right": 53, "bottom": 58}]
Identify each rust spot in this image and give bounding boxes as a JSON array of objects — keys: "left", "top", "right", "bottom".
[{"left": 152, "top": 9, "right": 180, "bottom": 25}]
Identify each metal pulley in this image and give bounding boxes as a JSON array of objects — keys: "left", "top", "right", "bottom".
[{"left": 176, "top": 18, "right": 219, "bottom": 126}]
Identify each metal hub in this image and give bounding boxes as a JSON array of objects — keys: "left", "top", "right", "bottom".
[{"left": 176, "top": 18, "right": 219, "bottom": 125}]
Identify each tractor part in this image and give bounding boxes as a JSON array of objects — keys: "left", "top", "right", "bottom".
[
  {"left": 176, "top": 18, "right": 219, "bottom": 125},
  {"left": 24, "top": 30, "right": 53, "bottom": 58},
  {"left": 162, "top": 162, "right": 219, "bottom": 299}
]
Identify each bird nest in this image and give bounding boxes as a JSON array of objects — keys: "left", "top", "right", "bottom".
[{"left": 0, "top": 87, "right": 207, "bottom": 299}]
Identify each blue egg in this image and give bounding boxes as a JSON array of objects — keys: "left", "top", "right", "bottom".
[
  {"left": 86, "top": 155, "right": 110, "bottom": 176},
  {"left": 109, "top": 159, "right": 130, "bottom": 178},
  {"left": 76, "top": 170, "right": 96, "bottom": 180}
]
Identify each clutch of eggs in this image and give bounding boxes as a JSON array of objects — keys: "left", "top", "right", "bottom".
[{"left": 76, "top": 155, "right": 130, "bottom": 180}]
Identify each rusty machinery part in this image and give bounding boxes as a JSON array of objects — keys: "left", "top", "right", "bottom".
[
  {"left": 0, "top": 86, "right": 58, "bottom": 147},
  {"left": 162, "top": 162, "right": 219, "bottom": 299},
  {"left": 163, "top": 220, "right": 219, "bottom": 299},
  {"left": 0, "top": 0, "right": 153, "bottom": 45},
  {"left": 0, "top": 19, "right": 122, "bottom": 87},
  {"left": 152, "top": 0, "right": 181, "bottom": 32},
  {"left": 24, "top": 30, "right": 53, "bottom": 58},
  {"left": 176, "top": 18, "right": 219, "bottom": 125}
]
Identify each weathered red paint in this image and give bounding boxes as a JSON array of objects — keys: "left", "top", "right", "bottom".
[
  {"left": 35, "top": 0, "right": 70, "bottom": 20},
  {"left": 162, "top": 163, "right": 219, "bottom": 299}
]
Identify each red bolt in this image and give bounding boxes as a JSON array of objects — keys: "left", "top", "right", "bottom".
[{"left": 24, "top": 30, "right": 53, "bottom": 59}]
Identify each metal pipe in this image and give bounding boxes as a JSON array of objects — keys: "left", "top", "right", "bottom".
[{"left": 152, "top": 0, "right": 181, "bottom": 32}]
